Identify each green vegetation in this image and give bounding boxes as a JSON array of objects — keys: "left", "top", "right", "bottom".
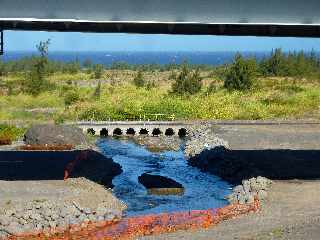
[
  {"left": 133, "top": 70, "right": 145, "bottom": 88},
  {"left": 224, "top": 54, "right": 257, "bottom": 91},
  {"left": 0, "top": 124, "right": 26, "bottom": 144},
  {"left": 24, "top": 39, "right": 52, "bottom": 96},
  {"left": 171, "top": 64, "right": 202, "bottom": 95},
  {"left": 0, "top": 44, "right": 320, "bottom": 122}
]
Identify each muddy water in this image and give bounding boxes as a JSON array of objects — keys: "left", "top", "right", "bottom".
[{"left": 97, "top": 137, "right": 231, "bottom": 216}]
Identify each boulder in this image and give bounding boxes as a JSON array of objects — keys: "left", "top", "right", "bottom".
[
  {"left": 24, "top": 124, "right": 88, "bottom": 146},
  {"left": 138, "top": 173, "right": 184, "bottom": 195}
]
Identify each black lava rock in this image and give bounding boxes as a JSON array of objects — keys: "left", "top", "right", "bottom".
[
  {"left": 24, "top": 124, "right": 88, "bottom": 146},
  {"left": 138, "top": 173, "right": 183, "bottom": 189}
]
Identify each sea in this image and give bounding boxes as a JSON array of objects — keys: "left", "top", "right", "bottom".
[{"left": 1, "top": 51, "right": 270, "bottom": 66}]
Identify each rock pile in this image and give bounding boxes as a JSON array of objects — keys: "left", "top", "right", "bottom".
[
  {"left": 0, "top": 200, "right": 122, "bottom": 238},
  {"left": 184, "top": 124, "right": 229, "bottom": 158},
  {"left": 227, "top": 176, "right": 272, "bottom": 204}
]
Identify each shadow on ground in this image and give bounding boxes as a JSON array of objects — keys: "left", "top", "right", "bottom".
[
  {"left": 189, "top": 148, "right": 320, "bottom": 184},
  {"left": 0, "top": 150, "right": 122, "bottom": 188}
]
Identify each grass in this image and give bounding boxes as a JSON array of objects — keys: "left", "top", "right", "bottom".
[{"left": 1, "top": 70, "right": 320, "bottom": 122}]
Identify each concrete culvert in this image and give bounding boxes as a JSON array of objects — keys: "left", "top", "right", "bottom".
[
  {"left": 100, "top": 128, "right": 108, "bottom": 137},
  {"left": 152, "top": 128, "right": 162, "bottom": 136},
  {"left": 113, "top": 128, "right": 123, "bottom": 136},
  {"left": 165, "top": 128, "right": 175, "bottom": 136},
  {"left": 126, "top": 128, "right": 136, "bottom": 135},
  {"left": 87, "top": 128, "right": 96, "bottom": 135},
  {"left": 178, "top": 128, "right": 187, "bottom": 138},
  {"left": 139, "top": 128, "right": 149, "bottom": 135}
]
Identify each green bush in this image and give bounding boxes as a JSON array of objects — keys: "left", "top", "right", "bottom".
[
  {"left": 0, "top": 124, "right": 26, "bottom": 142},
  {"left": 54, "top": 115, "right": 65, "bottom": 125},
  {"left": 93, "top": 81, "right": 102, "bottom": 99},
  {"left": 64, "top": 90, "right": 80, "bottom": 106},
  {"left": 224, "top": 54, "right": 257, "bottom": 91},
  {"left": 171, "top": 65, "right": 202, "bottom": 95},
  {"left": 133, "top": 70, "right": 145, "bottom": 88},
  {"left": 93, "top": 64, "right": 104, "bottom": 79}
]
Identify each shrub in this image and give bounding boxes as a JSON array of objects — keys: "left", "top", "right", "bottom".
[
  {"left": 54, "top": 115, "right": 65, "bottom": 125},
  {"left": 224, "top": 54, "right": 257, "bottom": 91},
  {"left": 64, "top": 90, "right": 80, "bottom": 106},
  {"left": 93, "top": 81, "right": 102, "bottom": 99},
  {"left": 146, "top": 80, "right": 156, "bottom": 90},
  {"left": 93, "top": 64, "right": 104, "bottom": 79},
  {"left": 0, "top": 124, "right": 25, "bottom": 144},
  {"left": 133, "top": 70, "right": 145, "bottom": 88},
  {"left": 171, "top": 65, "right": 202, "bottom": 95}
]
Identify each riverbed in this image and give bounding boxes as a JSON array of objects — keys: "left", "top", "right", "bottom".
[{"left": 97, "top": 137, "right": 231, "bottom": 216}]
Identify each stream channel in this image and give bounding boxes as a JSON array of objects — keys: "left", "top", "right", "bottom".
[{"left": 97, "top": 137, "right": 231, "bottom": 216}]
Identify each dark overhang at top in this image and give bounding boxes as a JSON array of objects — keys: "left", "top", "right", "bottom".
[{"left": 1, "top": 0, "right": 320, "bottom": 37}]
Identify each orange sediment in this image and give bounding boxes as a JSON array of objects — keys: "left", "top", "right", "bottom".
[
  {"left": 18, "top": 144, "right": 74, "bottom": 151},
  {"left": 7, "top": 197, "right": 260, "bottom": 240}
]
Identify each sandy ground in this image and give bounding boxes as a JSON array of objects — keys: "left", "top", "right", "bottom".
[
  {"left": 214, "top": 123, "right": 320, "bottom": 150},
  {"left": 0, "top": 178, "right": 126, "bottom": 215},
  {"left": 140, "top": 122, "right": 320, "bottom": 240}
]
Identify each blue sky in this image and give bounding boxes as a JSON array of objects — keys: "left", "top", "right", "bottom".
[{"left": 5, "top": 30, "right": 320, "bottom": 52}]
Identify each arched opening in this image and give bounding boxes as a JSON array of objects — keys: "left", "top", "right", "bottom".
[
  {"left": 100, "top": 128, "right": 108, "bottom": 137},
  {"left": 87, "top": 128, "right": 95, "bottom": 135},
  {"left": 165, "top": 128, "right": 175, "bottom": 136},
  {"left": 126, "top": 128, "right": 136, "bottom": 135},
  {"left": 152, "top": 128, "right": 162, "bottom": 136},
  {"left": 139, "top": 128, "right": 149, "bottom": 135},
  {"left": 178, "top": 128, "right": 187, "bottom": 138},
  {"left": 113, "top": 128, "right": 123, "bottom": 136}
]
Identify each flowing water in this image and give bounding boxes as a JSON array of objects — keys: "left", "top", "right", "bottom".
[{"left": 97, "top": 137, "right": 231, "bottom": 216}]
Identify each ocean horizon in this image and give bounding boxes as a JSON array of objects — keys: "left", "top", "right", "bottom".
[{"left": 1, "top": 51, "right": 271, "bottom": 66}]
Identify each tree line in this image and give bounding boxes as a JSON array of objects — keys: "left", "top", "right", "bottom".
[{"left": 1, "top": 39, "right": 320, "bottom": 96}]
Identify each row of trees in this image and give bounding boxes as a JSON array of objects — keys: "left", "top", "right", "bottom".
[
  {"left": 171, "top": 48, "right": 320, "bottom": 94},
  {"left": 1, "top": 40, "right": 320, "bottom": 96}
]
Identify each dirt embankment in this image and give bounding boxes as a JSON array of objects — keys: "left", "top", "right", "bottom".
[
  {"left": 186, "top": 123, "right": 320, "bottom": 184},
  {"left": 158, "top": 122, "right": 320, "bottom": 240},
  {"left": 0, "top": 146, "right": 125, "bottom": 238}
]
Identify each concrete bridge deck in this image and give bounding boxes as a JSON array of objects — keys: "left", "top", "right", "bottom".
[{"left": 75, "top": 121, "right": 192, "bottom": 137}]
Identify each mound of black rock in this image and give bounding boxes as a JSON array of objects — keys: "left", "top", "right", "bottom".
[{"left": 138, "top": 173, "right": 184, "bottom": 195}]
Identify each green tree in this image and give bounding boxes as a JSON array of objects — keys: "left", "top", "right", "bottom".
[
  {"left": 224, "top": 54, "right": 257, "bottom": 91},
  {"left": 25, "top": 39, "right": 51, "bottom": 95},
  {"left": 171, "top": 64, "right": 202, "bottom": 95},
  {"left": 133, "top": 70, "right": 145, "bottom": 88},
  {"left": 93, "top": 64, "right": 104, "bottom": 79}
]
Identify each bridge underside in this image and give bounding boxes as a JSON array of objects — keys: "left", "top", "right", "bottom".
[
  {"left": 1, "top": 0, "right": 320, "bottom": 37},
  {"left": 1, "top": 21, "right": 320, "bottom": 38}
]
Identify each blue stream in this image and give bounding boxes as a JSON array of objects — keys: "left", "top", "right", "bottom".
[{"left": 97, "top": 137, "right": 231, "bottom": 216}]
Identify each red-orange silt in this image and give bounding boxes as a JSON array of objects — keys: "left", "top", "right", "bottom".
[{"left": 7, "top": 198, "right": 260, "bottom": 240}]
